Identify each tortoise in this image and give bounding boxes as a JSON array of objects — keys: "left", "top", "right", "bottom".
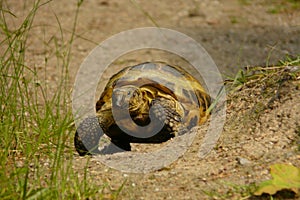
[{"left": 75, "top": 62, "right": 211, "bottom": 156}]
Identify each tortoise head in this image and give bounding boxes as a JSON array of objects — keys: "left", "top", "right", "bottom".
[{"left": 112, "top": 85, "right": 145, "bottom": 112}]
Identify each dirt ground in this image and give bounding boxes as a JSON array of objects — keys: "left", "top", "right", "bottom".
[{"left": 5, "top": 0, "right": 300, "bottom": 199}]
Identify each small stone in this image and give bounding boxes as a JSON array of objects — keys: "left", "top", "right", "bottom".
[
  {"left": 236, "top": 157, "right": 252, "bottom": 165},
  {"left": 16, "top": 161, "right": 23, "bottom": 168}
]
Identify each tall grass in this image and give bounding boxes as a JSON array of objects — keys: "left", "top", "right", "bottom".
[{"left": 0, "top": 1, "right": 119, "bottom": 199}]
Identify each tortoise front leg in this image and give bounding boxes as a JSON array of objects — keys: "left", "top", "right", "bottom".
[
  {"left": 74, "top": 109, "right": 116, "bottom": 156},
  {"left": 74, "top": 116, "right": 103, "bottom": 156},
  {"left": 151, "top": 97, "right": 188, "bottom": 137}
]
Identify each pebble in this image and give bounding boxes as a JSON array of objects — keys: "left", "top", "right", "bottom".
[
  {"left": 16, "top": 161, "right": 23, "bottom": 168},
  {"left": 236, "top": 157, "right": 252, "bottom": 165}
]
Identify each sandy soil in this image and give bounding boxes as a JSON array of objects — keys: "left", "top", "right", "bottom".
[{"left": 4, "top": 0, "right": 300, "bottom": 199}]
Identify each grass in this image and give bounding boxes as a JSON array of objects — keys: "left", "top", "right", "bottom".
[
  {"left": 225, "top": 55, "right": 300, "bottom": 91},
  {"left": 265, "top": 0, "right": 300, "bottom": 14},
  {"left": 237, "top": 0, "right": 300, "bottom": 13},
  {"left": 0, "top": 1, "right": 123, "bottom": 199},
  {"left": 202, "top": 182, "right": 257, "bottom": 200}
]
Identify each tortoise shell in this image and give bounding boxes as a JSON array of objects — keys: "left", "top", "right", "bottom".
[{"left": 95, "top": 62, "right": 211, "bottom": 145}]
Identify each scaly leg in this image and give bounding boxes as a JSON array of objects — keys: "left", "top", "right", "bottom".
[
  {"left": 151, "top": 97, "right": 189, "bottom": 137},
  {"left": 74, "top": 116, "right": 103, "bottom": 156}
]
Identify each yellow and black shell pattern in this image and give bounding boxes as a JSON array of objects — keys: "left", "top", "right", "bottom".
[{"left": 95, "top": 62, "right": 211, "bottom": 144}]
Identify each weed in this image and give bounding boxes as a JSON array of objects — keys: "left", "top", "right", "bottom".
[
  {"left": 202, "top": 181, "right": 257, "bottom": 199},
  {"left": 265, "top": 0, "right": 300, "bottom": 14},
  {"left": 0, "top": 1, "right": 122, "bottom": 199}
]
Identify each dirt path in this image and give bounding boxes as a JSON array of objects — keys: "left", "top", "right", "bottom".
[
  {"left": 6, "top": 0, "right": 300, "bottom": 199},
  {"left": 13, "top": 0, "right": 299, "bottom": 76}
]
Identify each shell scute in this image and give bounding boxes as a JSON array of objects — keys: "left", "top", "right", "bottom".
[{"left": 97, "top": 62, "right": 210, "bottom": 143}]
